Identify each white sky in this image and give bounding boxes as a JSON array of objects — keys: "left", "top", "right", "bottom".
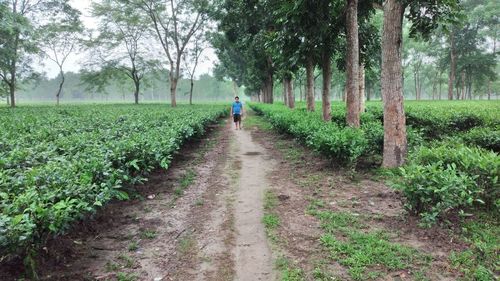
[{"left": 41, "top": 0, "right": 217, "bottom": 79}]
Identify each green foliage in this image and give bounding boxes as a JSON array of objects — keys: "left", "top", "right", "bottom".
[
  {"left": 391, "top": 143, "right": 499, "bottom": 225},
  {"left": 0, "top": 104, "right": 228, "bottom": 261},
  {"left": 312, "top": 210, "right": 425, "bottom": 280},
  {"left": 461, "top": 127, "right": 500, "bottom": 153},
  {"left": 251, "top": 103, "right": 368, "bottom": 167},
  {"left": 262, "top": 214, "right": 280, "bottom": 230},
  {"left": 450, "top": 213, "right": 499, "bottom": 280}
]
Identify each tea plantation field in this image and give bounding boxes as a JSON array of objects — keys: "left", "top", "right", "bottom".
[
  {"left": 251, "top": 101, "right": 499, "bottom": 223},
  {"left": 0, "top": 104, "right": 228, "bottom": 260}
]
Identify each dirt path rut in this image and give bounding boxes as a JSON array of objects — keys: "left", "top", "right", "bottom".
[{"left": 232, "top": 128, "right": 276, "bottom": 281}]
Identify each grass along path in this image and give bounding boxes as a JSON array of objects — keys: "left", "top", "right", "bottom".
[{"left": 244, "top": 110, "right": 470, "bottom": 280}]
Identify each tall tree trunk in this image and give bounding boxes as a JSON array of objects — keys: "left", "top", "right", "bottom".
[
  {"left": 283, "top": 77, "right": 288, "bottom": 106},
  {"left": 439, "top": 72, "right": 443, "bottom": 100},
  {"left": 170, "top": 71, "right": 178, "bottom": 107},
  {"left": 298, "top": 80, "right": 303, "bottom": 102},
  {"left": 461, "top": 71, "right": 466, "bottom": 100},
  {"left": 232, "top": 81, "right": 238, "bottom": 97},
  {"left": 488, "top": 81, "right": 491, "bottom": 100},
  {"left": 321, "top": 55, "right": 332, "bottom": 121},
  {"left": 306, "top": 56, "right": 315, "bottom": 111},
  {"left": 56, "top": 69, "right": 65, "bottom": 106},
  {"left": 359, "top": 64, "right": 365, "bottom": 113},
  {"left": 448, "top": 32, "right": 456, "bottom": 100},
  {"left": 346, "top": 0, "right": 360, "bottom": 127},
  {"left": 263, "top": 71, "right": 274, "bottom": 103},
  {"left": 381, "top": 0, "right": 407, "bottom": 168},
  {"left": 9, "top": 82, "right": 15, "bottom": 108},
  {"left": 189, "top": 77, "right": 194, "bottom": 105},
  {"left": 286, "top": 77, "right": 295, "bottom": 109},
  {"left": 134, "top": 79, "right": 140, "bottom": 104}
]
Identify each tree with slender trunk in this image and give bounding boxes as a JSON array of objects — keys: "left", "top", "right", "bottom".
[
  {"left": 306, "top": 57, "right": 315, "bottom": 111},
  {"left": 448, "top": 30, "right": 456, "bottom": 100},
  {"left": 82, "top": 0, "right": 160, "bottom": 104},
  {"left": 321, "top": 50, "right": 332, "bottom": 121},
  {"left": 0, "top": 0, "right": 77, "bottom": 108},
  {"left": 284, "top": 75, "right": 294, "bottom": 109},
  {"left": 128, "top": 0, "right": 206, "bottom": 107},
  {"left": 359, "top": 64, "right": 365, "bottom": 113},
  {"left": 40, "top": 20, "right": 82, "bottom": 105},
  {"left": 183, "top": 33, "right": 206, "bottom": 105},
  {"left": 346, "top": 0, "right": 360, "bottom": 127},
  {"left": 381, "top": 0, "right": 407, "bottom": 168}
]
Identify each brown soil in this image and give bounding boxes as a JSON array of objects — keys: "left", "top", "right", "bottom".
[{"left": 247, "top": 115, "right": 466, "bottom": 281}]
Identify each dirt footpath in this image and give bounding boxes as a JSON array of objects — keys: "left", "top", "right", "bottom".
[
  {"left": 232, "top": 128, "right": 276, "bottom": 281},
  {"left": 0, "top": 118, "right": 277, "bottom": 281}
]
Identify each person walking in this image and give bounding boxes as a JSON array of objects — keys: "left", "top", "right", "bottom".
[{"left": 231, "top": 96, "right": 244, "bottom": 130}]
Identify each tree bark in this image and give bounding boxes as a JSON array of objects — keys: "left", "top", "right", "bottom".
[
  {"left": 9, "top": 82, "right": 15, "bottom": 108},
  {"left": 306, "top": 56, "right": 315, "bottom": 111},
  {"left": 461, "top": 70, "right": 466, "bottom": 100},
  {"left": 263, "top": 71, "right": 274, "bottom": 103},
  {"left": 189, "top": 78, "right": 194, "bottom": 105},
  {"left": 488, "top": 81, "right": 491, "bottom": 100},
  {"left": 283, "top": 77, "right": 288, "bottom": 106},
  {"left": 134, "top": 79, "right": 140, "bottom": 104},
  {"left": 346, "top": 0, "right": 360, "bottom": 127},
  {"left": 448, "top": 32, "right": 456, "bottom": 100},
  {"left": 286, "top": 77, "right": 294, "bottom": 109},
  {"left": 381, "top": 0, "right": 407, "bottom": 168},
  {"left": 321, "top": 55, "right": 332, "bottom": 121},
  {"left": 170, "top": 74, "right": 178, "bottom": 107},
  {"left": 56, "top": 69, "right": 65, "bottom": 106},
  {"left": 359, "top": 64, "right": 365, "bottom": 113}
]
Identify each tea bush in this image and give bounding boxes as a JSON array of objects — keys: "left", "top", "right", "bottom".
[{"left": 0, "top": 104, "right": 228, "bottom": 260}]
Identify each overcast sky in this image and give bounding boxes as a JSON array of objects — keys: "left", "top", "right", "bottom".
[{"left": 41, "top": 0, "right": 217, "bottom": 79}]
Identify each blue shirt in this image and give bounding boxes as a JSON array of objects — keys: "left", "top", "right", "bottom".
[{"left": 232, "top": 101, "right": 243, "bottom": 114}]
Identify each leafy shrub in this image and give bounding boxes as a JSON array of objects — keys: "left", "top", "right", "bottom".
[
  {"left": 410, "top": 143, "right": 499, "bottom": 208},
  {"left": 461, "top": 127, "right": 500, "bottom": 153},
  {"left": 391, "top": 143, "right": 499, "bottom": 224},
  {"left": 0, "top": 104, "right": 228, "bottom": 260},
  {"left": 391, "top": 163, "right": 479, "bottom": 226},
  {"left": 251, "top": 104, "right": 368, "bottom": 166}
]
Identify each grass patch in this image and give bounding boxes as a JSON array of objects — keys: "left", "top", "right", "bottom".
[
  {"left": 140, "top": 229, "right": 157, "bottom": 239},
  {"left": 127, "top": 241, "right": 138, "bottom": 252},
  {"left": 449, "top": 212, "right": 499, "bottom": 280},
  {"left": 116, "top": 272, "right": 138, "bottom": 281},
  {"left": 178, "top": 235, "right": 196, "bottom": 255},
  {"left": 105, "top": 261, "right": 120, "bottom": 272},
  {"left": 172, "top": 169, "right": 196, "bottom": 199},
  {"left": 311, "top": 208, "right": 429, "bottom": 280},
  {"left": 263, "top": 190, "right": 282, "bottom": 244},
  {"left": 263, "top": 214, "right": 280, "bottom": 230},
  {"left": 276, "top": 256, "right": 306, "bottom": 281},
  {"left": 243, "top": 111, "right": 273, "bottom": 130},
  {"left": 117, "top": 254, "right": 135, "bottom": 268},
  {"left": 264, "top": 190, "right": 278, "bottom": 210}
]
